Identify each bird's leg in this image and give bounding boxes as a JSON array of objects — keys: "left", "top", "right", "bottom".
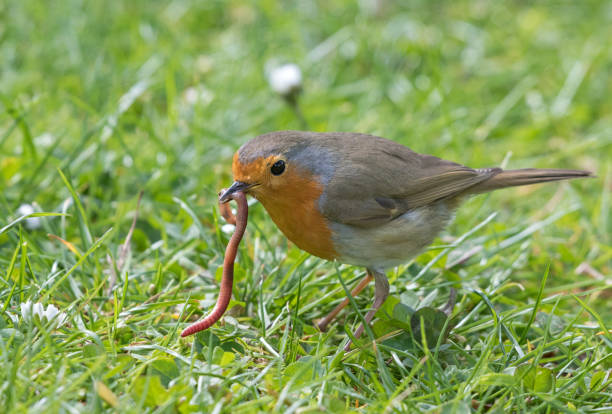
[
  {"left": 317, "top": 271, "right": 374, "bottom": 332},
  {"left": 344, "top": 269, "right": 389, "bottom": 351}
]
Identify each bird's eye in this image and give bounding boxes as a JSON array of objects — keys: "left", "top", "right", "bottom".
[{"left": 270, "top": 160, "right": 286, "bottom": 176}]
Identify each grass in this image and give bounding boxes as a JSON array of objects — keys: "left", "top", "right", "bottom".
[{"left": 1, "top": 0, "right": 611, "bottom": 412}]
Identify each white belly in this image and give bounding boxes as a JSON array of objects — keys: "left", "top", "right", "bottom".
[{"left": 329, "top": 202, "right": 454, "bottom": 270}]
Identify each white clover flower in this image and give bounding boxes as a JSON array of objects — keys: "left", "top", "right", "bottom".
[
  {"left": 183, "top": 85, "right": 214, "bottom": 106},
  {"left": 122, "top": 154, "right": 133, "bottom": 167},
  {"left": 17, "top": 204, "right": 42, "bottom": 230},
  {"left": 184, "top": 87, "right": 198, "bottom": 104},
  {"left": 268, "top": 63, "right": 302, "bottom": 96},
  {"left": 35, "top": 132, "right": 55, "bottom": 148},
  {"left": 20, "top": 300, "right": 40, "bottom": 323},
  {"left": 20, "top": 301, "right": 67, "bottom": 329}
]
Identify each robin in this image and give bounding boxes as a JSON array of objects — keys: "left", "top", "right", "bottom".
[{"left": 219, "top": 130, "right": 591, "bottom": 348}]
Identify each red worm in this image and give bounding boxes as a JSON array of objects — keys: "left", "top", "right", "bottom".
[
  {"left": 218, "top": 199, "right": 237, "bottom": 225},
  {"left": 180, "top": 191, "right": 248, "bottom": 337}
]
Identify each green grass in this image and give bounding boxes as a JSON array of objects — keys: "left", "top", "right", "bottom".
[{"left": 1, "top": 0, "right": 611, "bottom": 412}]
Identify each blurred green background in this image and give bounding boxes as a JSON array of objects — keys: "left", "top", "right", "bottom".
[{"left": 1, "top": 0, "right": 611, "bottom": 412}]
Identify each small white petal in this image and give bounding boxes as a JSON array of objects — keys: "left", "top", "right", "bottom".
[
  {"left": 184, "top": 87, "right": 199, "bottom": 104},
  {"left": 17, "top": 204, "right": 42, "bottom": 229},
  {"left": 122, "top": 155, "right": 133, "bottom": 167},
  {"left": 35, "top": 132, "right": 55, "bottom": 147},
  {"left": 33, "top": 303, "right": 44, "bottom": 319},
  {"left": 18, "top": 204, "right": 35, "bottom": 216},
  {"left": 183, "top": 86, "right": 214, "bottom": 106},
  {"left": 21, "top": 301, "right": 33, "bottom": 322},
  {"left": 268, "top": 63, "right": 302, "bottom": 95},
  {"left": 44, "top": 304, "right": 59, "bottom": 321},
  {"left": 221, "top": 223, "right": 236, "bottom": 234}
]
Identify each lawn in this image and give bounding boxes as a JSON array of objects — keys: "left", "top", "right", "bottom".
[{"left": 1, "top": 0, "right": 611, "bottom": 412}]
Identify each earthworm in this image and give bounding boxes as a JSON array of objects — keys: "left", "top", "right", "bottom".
[
  {"left": 180, "top": 190, "right": 248, "bottom": 337},
  {"left": 218, "top": 197, "right": 237, "bottom": 225}
]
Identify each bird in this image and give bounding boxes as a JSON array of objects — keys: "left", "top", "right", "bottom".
[{"left": 219, "top": 130, "right": 591, "bottom": 349}]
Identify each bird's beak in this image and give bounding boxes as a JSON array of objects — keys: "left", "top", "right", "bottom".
[{"left": 219, "top": 181, "right": 252, "bottom": 203}]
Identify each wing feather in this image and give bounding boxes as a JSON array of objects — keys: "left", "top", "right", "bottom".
[{"left": 316, "top": 134, "right": 500, "bottom": 227}]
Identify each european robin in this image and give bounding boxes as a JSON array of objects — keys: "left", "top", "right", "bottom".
[{"left": 219, "top": 131, "right": 591, "bottom": 348}]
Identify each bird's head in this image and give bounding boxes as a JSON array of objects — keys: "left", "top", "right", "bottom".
[{"left": 219, "top": 131, "right": 334, "bottom": 204}]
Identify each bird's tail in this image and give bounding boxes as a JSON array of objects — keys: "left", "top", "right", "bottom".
[{"left": 467, "top": 168, "right": 592, "bottom": 194}]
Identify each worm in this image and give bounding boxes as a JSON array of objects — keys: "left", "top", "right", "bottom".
[
  {"left": 180, "top": 190, "right": 248, "bottom": 337},
  {"left": 218, "top": 196, "right": 237, "bottom": 225}
]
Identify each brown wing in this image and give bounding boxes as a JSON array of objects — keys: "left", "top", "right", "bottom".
[{"left": 317, "top": 133, "right": 499, "bottom": 227}]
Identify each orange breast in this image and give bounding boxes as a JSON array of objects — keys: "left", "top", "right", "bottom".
[
  {"left": 232, "top": 153, "right": 338, "bottom": 260},
  {"left": 255, "top": 172, "right": 337, "bottom": 260}
]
